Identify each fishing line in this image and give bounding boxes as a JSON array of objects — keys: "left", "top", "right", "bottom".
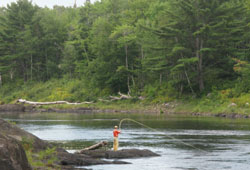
[{"left": 119, "top": 118, "right": 208, "bottom": 153}]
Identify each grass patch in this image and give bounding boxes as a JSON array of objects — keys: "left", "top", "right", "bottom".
[{"left": 21, "top": 137, "right": 59, "bottom": 169}]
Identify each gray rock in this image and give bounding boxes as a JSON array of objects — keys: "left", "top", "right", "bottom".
[
  {"left": 0, "top": 133, "right": 32, "bottom": 170},
  {"left": 58, "top": 151, "right": 130, "bottom": 166},
  {"left": 0, "top": 119, "right": 49, "bottom": 151},
  {"left": 78, "top": 149, "right": 160, "bottom": 159}
]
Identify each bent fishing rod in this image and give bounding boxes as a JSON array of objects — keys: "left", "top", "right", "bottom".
[{"left": 119, "top": 118, "right": 208, "bottom": 153}]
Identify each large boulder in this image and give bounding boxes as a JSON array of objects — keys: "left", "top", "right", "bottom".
[
  {"left": 0, "top": 133, "right": 32, "bottom": 170},
  {"left": 0, "top": 119, "right": 49, "bottom": 151}
]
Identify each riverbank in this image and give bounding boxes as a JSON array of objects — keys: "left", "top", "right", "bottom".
[
  {"left": 1, "top": 78, "right": 250, "bottom": 119},
  {"left": 0, "top": 102, "right": 250, "bottom": 119}
]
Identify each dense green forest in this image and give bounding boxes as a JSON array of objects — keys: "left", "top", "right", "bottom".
[{"left": 1, "top": 0, "right": 250, "bottom": 112}]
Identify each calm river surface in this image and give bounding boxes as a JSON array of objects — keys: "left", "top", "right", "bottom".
[{"left": 1, "top": 113, "right": 250, "bottom": 170}]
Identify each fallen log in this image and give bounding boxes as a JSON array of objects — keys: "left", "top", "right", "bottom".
[
  {"left": 75, "top": 141, "right": 108, "bottom": 154},
  {"left": 17, "top": 99, "right": 93, "bottom": 105},
  {"left": 17, "top": 92, "right": 141, "bottom": 106},
  {"left": 118, "top": 92, "right": 132, "bottom": 99},
  {"left": 109, "top": 92, "right": 132, "bottom": 101},
  {"left": 98, "top": 99, "right": 111, "bottom": 102}
]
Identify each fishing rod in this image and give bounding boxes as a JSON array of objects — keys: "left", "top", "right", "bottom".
[{"left": 119, "top": 118, "right": 208, "bottom": 153}]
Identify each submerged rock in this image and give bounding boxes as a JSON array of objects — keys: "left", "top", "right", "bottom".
[{"left": 0, "top": 133, "right": 32, "bottom": 170}]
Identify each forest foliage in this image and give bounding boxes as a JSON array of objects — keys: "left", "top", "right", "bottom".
[{"left": 1, "top": 0, "right": 250, "bottom": 106}]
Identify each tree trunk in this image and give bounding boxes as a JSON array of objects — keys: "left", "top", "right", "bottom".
[
  {"left": 125, "top": 44, "right": 130, "bottom": 94},
  {"left": 196, "top": 37, "right": 204, "bottom": 92},
  {"left": 45, "top": 49, "right": 48, "bottom": 80},
  {"left": 160, "top": 73, "right": 162, "bottom": 85},
  {"left": 180, "top": 83, "right": 183, "bottom": 95},
  {"left": 17, "top": 99, "right": 93, "bottom": 105},
  {"left": 23, "top": 60, "right": 27, "bottom": 82},
  {"left": 75, "top": 141, "right": 108, "bottom": 154},
  {"left": 140, "top": 46, "right": 145, "bottom": 89},
  {"left": 83, "top": 45, "right": 89, "bottom": 63},
  {"left": 0, "top": 73, "right": 2, "bottom": 86},
  {"left": 180, "top": 53, "right": 195, "bottom": 95},
  {"left": 131, "top": 65, "right": 135, "bottom": 88},
  {"left": 141, "top": 46, "right": 144, "bottom": 59},
  {"left": 30, "top": 54, "right": 33, "bottom": 81},
  {"left": 10, "top": 68, "right": 14, "bottom": 81},
  {"left": 199, "top": 39, "right": 204, "bottom": 91},
  {"left": 184, "top": 69, "right": 195, "bottom": 95}
]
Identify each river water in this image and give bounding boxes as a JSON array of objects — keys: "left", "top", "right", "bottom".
[{"left": 1, "top": 113, "right": 250, "bottom": 170}]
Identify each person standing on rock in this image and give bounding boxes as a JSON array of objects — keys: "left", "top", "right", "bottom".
[{"left": 113, "top": 126, "right": 121, "bottom": 151}]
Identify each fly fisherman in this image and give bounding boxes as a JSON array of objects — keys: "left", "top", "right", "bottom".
[{"left": 113, "top": 126, "right": 121, "bottom": 151}]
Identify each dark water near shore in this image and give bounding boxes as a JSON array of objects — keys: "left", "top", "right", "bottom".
[{"left": 1, "top": 113, "right": 250, "bottom": 170}]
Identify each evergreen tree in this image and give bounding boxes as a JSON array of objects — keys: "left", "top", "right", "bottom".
[
  {"left": 0, "top": 0, "right": 38, "bottom": 82},
  {"left": 144, "top": 0, "right": 246, "bottom": 94}
]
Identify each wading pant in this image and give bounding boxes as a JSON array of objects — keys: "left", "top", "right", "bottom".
[{"left": 113, "top": 137, "right": 119, "bottom": 151}]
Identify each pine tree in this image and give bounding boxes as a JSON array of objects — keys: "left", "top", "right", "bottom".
[
  {"left": 0, "top": 0, "right": 38, "bottom": 82},
  {"left": 145, "top": 0, "right": 246, "bottom": 94}
]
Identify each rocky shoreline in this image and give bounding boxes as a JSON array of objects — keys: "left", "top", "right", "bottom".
[
  {"left": 0, "top": 104, "right": 250, "bottom": 119},
  {"left": 0, "top": 118, "right": 160, "bottom": 170},
  {"left": 0, "top": 104, "right": 146, "bottom": 114}
]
